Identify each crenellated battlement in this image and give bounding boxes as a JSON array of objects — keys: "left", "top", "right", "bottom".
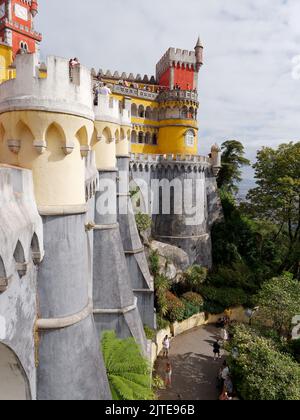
[
  {"left": 95, "top": 69, "right": 157, "bottom": 85},
  {"left": 0, "top": 54, "right": 94, "bottom": 120},
  {"left": 130, "top": 152, "right": 212, "bottom": 170},
  {"left": 156, "top": 47, "right": 197, "bottom": 81},
  {"left": 94, "top": 94, "right": 131, "bottom": 126}
]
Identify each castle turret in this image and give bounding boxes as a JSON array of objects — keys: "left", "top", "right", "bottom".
[
  {"left": 92, "top": 90, "right": 150, "bottom": 352},
  {"left": 0, "top": 53, "right": 110, "bottom": 400},
  {"left": 194, "top": 37, "right": 204, "bottom": 72}
]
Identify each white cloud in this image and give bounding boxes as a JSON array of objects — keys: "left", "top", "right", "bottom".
[{"left": 36, "top": 0, "right": 300, "bottom": 164}]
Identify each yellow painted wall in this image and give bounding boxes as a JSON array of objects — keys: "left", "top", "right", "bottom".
[
  {"left": 0, "top": 110, "right": 94, "bottom": 209},
  {"left": 158, "top": 123, "right": 198, "bottom": 155},
  {"left": 0, "top": 44, "right": 14, "bottom": 84}
]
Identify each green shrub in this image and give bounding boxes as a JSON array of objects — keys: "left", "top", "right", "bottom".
[
  {"left": 149, "top": 251, "right": 160, "bottom": 277},
  {"left": 200, "top": 286, "right": 248, "bottom": 309},
  {"left": 182, "top": 301, "right": 200, "bottom": 319},
  {"left": 227, "top": 324, "right": 300, "bottom": 400},
  {"left": 144, "top": 325, "right": 156, "bottom": 341},
  {"left": 183, "top": 265, "right": 208, "bottom": 293},
  {"left": 135, "top": 213, "right": 152, "bottom": 233},
  {"left": 203, "top": 301, "right": 226, "bottom": 315},
  {"left": 154, "top": 275, "right": 170, "bottom": 317},
  {"left": 165, "top": 291, "right": 185, "bottom": 323},
  {"left": 101, "top": 331, "right": 154, "bottom": 400},
  {"left": 156, "top": 315, "right": 170, "bottom": 331},
  {"left": 182, "top": 292, "right": 204, "bottom": 308}
]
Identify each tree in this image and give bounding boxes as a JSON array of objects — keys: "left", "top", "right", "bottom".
[
  {"left": 217, "top": 140, "right": 250, "bottom": 193},
  {"left": 227, "top": 324, "right": 300, "bottom": 400},
  {"left": 101, "top": 331, "right": 154, "bottom": 400},
  {"left": 254, "top": 272, "right": 300, "bottom": 336},
  {"left": 247, "top": 142, "right": 300, "bottom": 274}
]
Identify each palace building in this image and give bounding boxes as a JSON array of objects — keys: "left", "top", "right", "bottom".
[
  {"left": 94, "top": 37, "right": 203, "bottom": 157},
  {"left": 0, "top": 0, "right": 222, "bottom": 400}
]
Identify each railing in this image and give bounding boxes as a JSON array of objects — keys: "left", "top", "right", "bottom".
[
  {"left": 130, "top": 153, "right": 211, "bottom": 164},
  {"left": 158, "top": 90, "right": 198, "bottom": 102},
  {"left": 112, "top": 85, "right": 159, "bottom": 100}
]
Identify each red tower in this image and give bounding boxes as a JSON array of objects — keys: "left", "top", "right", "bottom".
[
  {"left": 0, "top": 0, "right": 42, "bottom": 57},
  {"left": 156, "top": 38, "right": 204, "bottom": 91}
]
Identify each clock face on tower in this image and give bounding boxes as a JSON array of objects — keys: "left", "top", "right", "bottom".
[
  {"left": 15, "top": 3, "right": 28, "bottom": 21},
  {"left": 0, "top": 3, "right": 5, "bottom": 20}
]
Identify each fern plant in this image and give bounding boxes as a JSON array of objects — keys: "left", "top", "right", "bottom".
[{"left": 101, "top": 331, "right": 154, "bottom": 400}]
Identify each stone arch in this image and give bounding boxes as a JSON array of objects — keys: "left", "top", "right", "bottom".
[
  {"left": 0, "top": 343, "right": 31, "bottom": 400},
  {"left": 165, "top": 107, "right": 173, "bottom": 119},
  {"left": 75, "top": 126, "right": 89, "bottom": 146},
  {"left": 45, "top": 123, "right": 67, "bottom": 159},
  {"left": 120, "top": 128, "right": 125, "bottom": 142},
  {"left": 159, "top": 108, "right": 165, "bottom": 120},
  {"left": 138, "top": 105, "right": 145, "bottom": 118},
  {"left": 131, "top": 130, "right": 137, "bottom": 144},
  {"left": 0, "top": 255, "right": 7, "bottom": 293},
  {"left": 145, "top": 132, "right": 152, "bottom": 145},
  {"left": 131, "top": 103, "right": 138, "bottom": 117},
  {"left": 181, "top": 106, "right": 188, "bottom": 119},
  {"left": 139, "top": 164, "right": 143, "bottom": 172},
  {"left": 102, "top": 127, "right": 113, "bottom": 144},
  {"left": 115, "top": 129, "right": 120, "bottom": 144},
  {"left": 145, "top": 106, "right": 152, "bottom": 119},
  {"left": 13, "top": 240, "right": 26, "bottom": 278},
  {"left": 189, "top": 107, "right": 195, "bottom": 119},
  {"left": 31, "top": 233, "right": 41, "bottom": 265},
  {"left": 152, "top": 108, "right": 158, "bottom": 121},
  {"left": 15, "top": 120, "right": 35, "bottom": 167},
  {"left": 138, "top": 132, "right": 144, "bottom": 144}
]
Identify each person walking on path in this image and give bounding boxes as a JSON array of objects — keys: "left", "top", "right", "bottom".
[
  {"left": 164, "top": 362, "right": 173, "bottom": 388},
  {"left": 213, "top": 340, "right": 222, "bottom": 361},
  {"left": 162, "top": 335, "right": 170, "bottom": 358}
]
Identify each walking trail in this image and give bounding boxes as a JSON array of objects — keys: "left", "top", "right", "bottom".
[{"left": 155, "top": 325, "right": 225, "bottom": 400}]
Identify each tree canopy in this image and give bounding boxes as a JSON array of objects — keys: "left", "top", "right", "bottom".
[{"left": 217, "top": 140, "right": 250, "bottom": 193}]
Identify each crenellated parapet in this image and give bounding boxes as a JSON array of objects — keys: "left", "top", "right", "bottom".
[
  {"left": 0, "top": 54, "right": 94, "bottom": 120},
  {"left": 94, "top": 94, "right": 131, "bottom": 126},
  {"left": 156, "top": 48, "right": 197, "bottom": 82},
  {"left": 96, "top": 69, "right": 157, "bottom": 85}
]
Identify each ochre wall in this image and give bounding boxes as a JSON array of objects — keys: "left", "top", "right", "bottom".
[{"left": 0, "top": 110, "right": 93, "bottom": 208}]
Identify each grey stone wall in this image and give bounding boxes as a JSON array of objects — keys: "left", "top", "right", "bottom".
[
  {"left": 130, "top": 159, "right": 222, "bottom": 269},
  {"left": 93, "top": 169, "right": 148, "bottom": 355},
  {"left": 37, "top": 213, "right": 110, "bottom": 400},
  {"left": 0, "top": 166, "right": 44, "bottom": 400}
]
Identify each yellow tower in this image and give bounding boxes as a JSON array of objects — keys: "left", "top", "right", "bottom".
[{"left": 96, "top": 38, "right": 203, "bottom": 157}]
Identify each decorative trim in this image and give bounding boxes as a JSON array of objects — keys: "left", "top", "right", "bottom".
[
  {"left": 33, "top": 140, "right": 47, "bottom": 155},
  {"left": 124, "top": 247, "right": 145, "bottom": 255},
  {"left": 80, "top": 145, "right": 91, "bottom": 158},
  {"left": 7, "top": 139, "right": 21, "bottom": 154},
  {"left": 93, "top": 298, "right": 137, "bottom": 315},
  {"left": 85, "top": 223, "right": 119, "bottom": 232},
  {"left": 155, "top": 234, "right": 209, "bottom": 240},
  {"left": 36, "top": 301, "right": 93, "bottom": 330},
  {"left": 38, "top": 204, "right": 87, "bottom": 216}
]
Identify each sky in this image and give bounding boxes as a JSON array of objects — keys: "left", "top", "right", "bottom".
[{"left": 36, "top": 0, "right": 300, "bottom": 179}]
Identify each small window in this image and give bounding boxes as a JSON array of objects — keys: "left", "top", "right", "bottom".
[{"left": 185, "top": 130, "right": 195, "bottom": 148}]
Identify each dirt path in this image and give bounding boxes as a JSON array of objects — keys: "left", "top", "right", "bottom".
[{"left": 155, "top": 325, "right": 225, "bottom": 400}]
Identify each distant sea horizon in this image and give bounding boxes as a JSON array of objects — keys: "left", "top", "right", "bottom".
[{"left": 237, "top": 177, "right": 256, "bottom": 202}]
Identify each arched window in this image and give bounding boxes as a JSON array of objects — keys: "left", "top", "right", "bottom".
[
  {"left": 145, "top": 107, "right": 152, "bottom": 119},
  {"left": 13, "top": 241, "right": 26, "bottom": 278},
  {"left": 189, "top": 107, "right": 195, "bottom": 119},
  {"left": 145, "top": 132, "right": 151, "bottom": 145},
  {"left": 138, "top": 132, "right": 144, "bottom": 144},
  {"left": 185, "top": 130, "right": 195, "bottom": 148},
  {"left": 181, "top": 106, "right": 188, "bottom": 119},
  {"left": 152, "top": 108, "right": 158, "bottom": 121},
  {"left": 131, "top": 131, "right": 137, "bottom": 143},
  {"left": 152, "top": 134, "right": 158, "bottom": 145},
  {"left": 0, "top": 256, "right": 7, "bottom": 293},
  {"left": 159, "top": 108, "right": 165, "bottom": 120},
  {"left": 31, "top": 233, "right": 41, "bottom": 265},
  {"left": 131, "top": 103, "right": 137, "bottom": 117},
  {"left": 138, "top": 105, "right": 145, "bottom": 118}
]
